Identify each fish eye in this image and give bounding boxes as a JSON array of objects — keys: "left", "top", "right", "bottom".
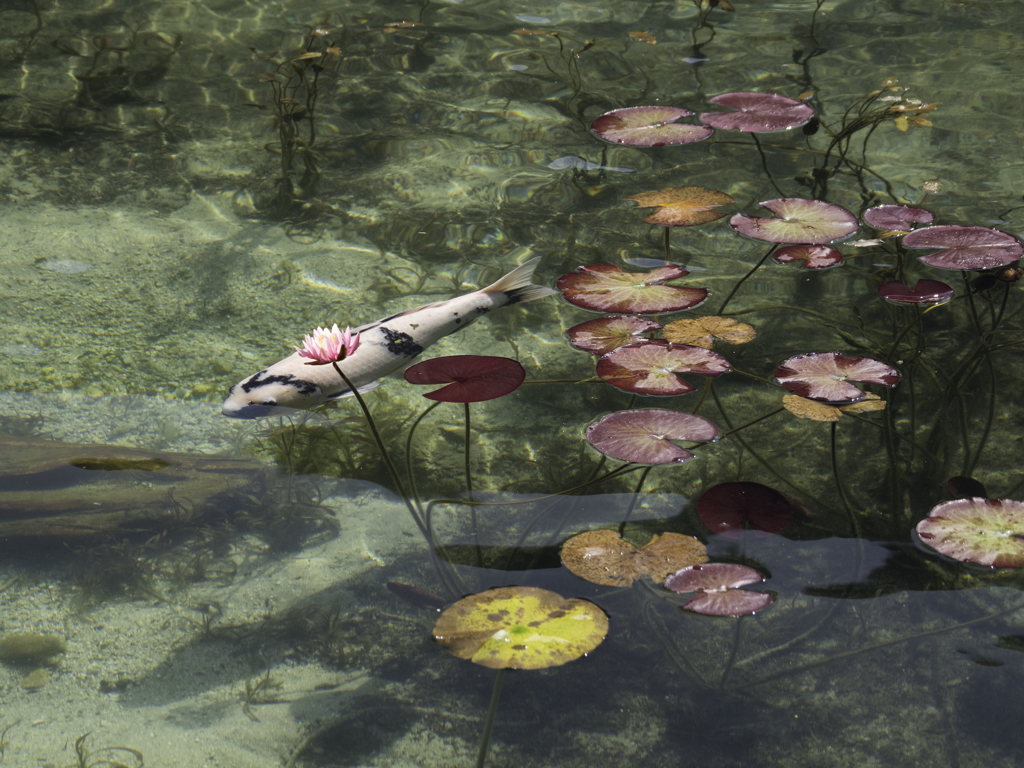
[{"left": 261, "top": 397, "right": 277, "bottom": 405}]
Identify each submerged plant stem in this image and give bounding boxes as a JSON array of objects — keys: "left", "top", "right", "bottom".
[
  {"left": 476, "top": 668, "right": 507, "bottom": 768},
  {"left": 717, "top": 245, "right": 779, "bottom": 315}
]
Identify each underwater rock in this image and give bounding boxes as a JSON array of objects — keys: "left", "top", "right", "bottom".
[
  {"left": 0, "top": 435, "right": 263, "bottom": 537},
  {"left": 0, "top": 632, "right": 66, "bottom": 664},
  {"left": 21, "top": 667, "right": 51, "bottom": 690}
]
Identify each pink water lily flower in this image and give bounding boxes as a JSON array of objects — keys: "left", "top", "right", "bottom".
[{"left": 296, "top": 324, "right": 360, "bottom": 364}]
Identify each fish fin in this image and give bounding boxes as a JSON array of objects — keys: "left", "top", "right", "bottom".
[
  {"left": 326, "top": 380, "right": 383, "bottom": 400},
  {"left": 483, "top": 256, "right": 559, "bottom": 304}
]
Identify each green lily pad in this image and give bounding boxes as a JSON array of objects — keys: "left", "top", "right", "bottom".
[
  {"left": 916, "top": 498, "right": 1024, "bottom": 568},
  {"left": 432, "top": 586, "right": 608, "bottom": 669}
]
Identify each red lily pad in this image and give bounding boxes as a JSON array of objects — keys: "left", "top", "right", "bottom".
[
  {"left": 566, "top": 316, "right": 662, "bottom": 356},
  {"left": 404, "top": 355, "right": 525, "bottom": 402},
  {"left": 596, "top": 341, "right": 730, "bottom": 396},
  {"left": 698, "top": 92, "right": 814, "bottom": 132},
  {"left": 862, "top": 204, "right": 934, "bottom": 231},
  {"left": 556, "top": 264, "right": 708, "bottom": 315},
  {"left": 774, "top": 351, "right": 901, "bottom": 403},
  {"left": 916, "top": 498, "right": 1024, "bottom": 568},
  {"left": 696, "top": 482, "right": 792, "bottom": 539},
  {"left": 590, "top": 106, "right": 713, "bottom": 147},
  {"left": 901, "top": 225, "right": 1024, "bottom": 270},
  {"left": 664, "top": 563, "right": 772, "bottom": 616},
  {"left": 773, "top": 244, "right": 843, "bottom": 270},
  {"left": 623, "top": 186, "right": 734, "bottom": 227},
  {"left": 877, "top": 279, "right": 953, "bottom": 305},
  {"left": 730, "top": 198, "right": 858, "bottom": 244},
  {"left": 585, "top": 408, "right": 719, "bottom": 465}
]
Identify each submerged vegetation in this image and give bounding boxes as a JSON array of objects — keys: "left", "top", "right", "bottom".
[{"left": 3, "top": 1, "right": 1024, "bottom": 766}]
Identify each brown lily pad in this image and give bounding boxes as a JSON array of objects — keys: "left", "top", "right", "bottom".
[
  {"left": 561, "top": 529, "right": 708, "bottom": 587},
  {"left": 662, "top": 316, "right": 756, "bottom": 349},
  {"left": 623, "top": 186, "right": 734, "bottom": 227},
  {"left": 782, "top": 393, "right": 885, "bottom": 422}
]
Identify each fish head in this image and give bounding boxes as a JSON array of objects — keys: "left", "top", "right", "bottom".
[{"left": 221, "top": 369, "right": 325, "bottom": 419}]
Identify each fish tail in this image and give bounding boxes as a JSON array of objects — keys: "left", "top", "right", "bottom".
[{"left": 483, "top": 256, "right": 558, "bottom": 304}]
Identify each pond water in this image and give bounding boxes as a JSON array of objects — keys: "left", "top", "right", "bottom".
[{"left": 1, "top": 0, "right": 1023, "bottom": 766}]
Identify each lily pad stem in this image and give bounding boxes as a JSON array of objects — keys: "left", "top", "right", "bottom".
[
  {"left": 476, "top": 668, "right": 507, "bottom": 768},
  {"left": 717, "top": 245, "right": 779, "bottom": 315}
]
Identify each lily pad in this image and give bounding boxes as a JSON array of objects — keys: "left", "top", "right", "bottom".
[
  {"left": 730, "top": 199, "right": 859, "bottom": 244},
  {"left": 590, "top": 106, "right": 713, "bottom": 147},
  {"left": 772, "top": 244, "right": 843, "bottom": 270},
  {"left": 664, "top": 563, "right": 773, "bottom": 616},
  {"left": 782, "top": 393, "right": 886, "bottom": 422},
  {"left": 596, "top": 341, "right": 730, "bottom": 396},
  {"left": 699, "top": 92, "right": 814, "bottom": 132},
  {"left": 774, "top": 351, "right": 901, "bottom": 403},
  {"left": 662, "top": 316, "right": 756, "bottom": 349},
  {"left": 585, "top": 408, "right": 719, "bottom": 465},
  {"left": 432, "top": 586, "right": 608, "bottom": 669},
  {"left": 623, "top": 186, "right": 734, "bottom": 227},
  {"left": 561, "top": 529, "right": 707, "bottom": 587},
  {"left": 877, "top": 279, "right": 953, "bottom": 305},
  {"left": 556, "top": 264, "right": 707, "bottom": 314},
  {"left": 901, "top": 225, "right": 1024, "bottom": 270},
  {"left": 862, "top": 204, "right": 934, "bottom": 231},
  {"left": 916, "top": 498, "right": 1024, "bottom": 568},
  {"left": 566, "top": 316, "right": 661, "bottom": 356},
  {"left": 696, "top": 482, "right": 792, "bottom": 539},
  {"left": 404, "top": 356, "right": 525, "bottom": 402}
]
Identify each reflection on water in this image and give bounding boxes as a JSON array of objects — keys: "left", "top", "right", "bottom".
[{"left": 2, "top": 0, "right": 1024, "bottom": 765}]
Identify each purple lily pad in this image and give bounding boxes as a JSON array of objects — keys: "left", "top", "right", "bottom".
[
  {"left": 730, "top": 198, "right": 859, "bottom": 245},
  {"left": 699, "top": 92, "right": 814, "bottom": 133},
  {"left": 773, "top": 244, "right": 843, "bottom": 270},
  {"left": 590, "top": 106, "right": 713, "bottom": 147},
  {"left": 902, "top": 225, "right": 1024, "bottom": 270},
  {"left": 566, "top": 316, "right": 662, "bottom": 356},
  {"left": 696, "top": 482, "right": 792, "bottom": 539},
  {"left": 877, "top": 279, "right": 953, "bottom": 305},
  {"left": 664, "top": 563, "right": 772, "bottom": 616},
  {"left": 556, "top": 264, "right": 708, "bottom": 315},
  {"left": 774, "top": 351, "right": 901, "bottom": 403},
  {"left": 404, "top": 356, "right": 525, "bottom": 402},
  {"left": 596, "top": 341, "right": 730, "bottom": 397},
  {"left": 916, "top": 498, "right": 1024, "bottom": 568},
  {"left": 584, "top": 408, "right": 719, "bottom": 465},
  {"left": 862, "top": 204, "right": 934, "bottom": 231}
]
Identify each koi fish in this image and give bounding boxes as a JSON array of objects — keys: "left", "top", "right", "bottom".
[{"left": 221, "top": 257, "right": 556, "bottom": 418}]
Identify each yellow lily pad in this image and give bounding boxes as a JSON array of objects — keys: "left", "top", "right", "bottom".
[
  {"left": 663, "top": 316, "right": 756, "bottom": 349},
  {"left": 433, "top": 587, "right": 608, "bottom": 670}
]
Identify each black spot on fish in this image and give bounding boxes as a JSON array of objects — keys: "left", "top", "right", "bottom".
[
  {"left": 240, "top": 370, "right": 319, "bottom": 396},
  {"left": 380, "top": 326, "right": 424, "bottom": 357}
]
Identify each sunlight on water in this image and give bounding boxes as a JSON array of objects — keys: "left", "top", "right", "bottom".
[{"left": 1, "top": 0, "right": 1023, "bottom": 766}]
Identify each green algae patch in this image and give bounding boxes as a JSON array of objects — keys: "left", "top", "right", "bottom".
[
  {"left": 432, "top": 586, "right": 607, "bottom": 670},
  {"left": 0, "top": 633, "right": 67, "bottom": 664}
]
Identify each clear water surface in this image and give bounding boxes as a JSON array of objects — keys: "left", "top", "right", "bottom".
[{"left": 1, "top": 1, "right": 1023, "bottom": 766}]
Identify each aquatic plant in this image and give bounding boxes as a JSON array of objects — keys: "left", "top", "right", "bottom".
[
  {"left": 590, "top": 106, "right": 712, "bottom": 146},
  {"left": 434, "top": 586, "right": 608, "bottom": 767},
  {"left": 403, "top": 356, "right": 525, "bottom": 403},
  {"left": 595, "top": 341, "right": 731, "bottom": 396},
  {"left": 560, "top": 529, "right": 707, "bottom": 586},
  {"left": 773, "top": 351, "right": 901, "bottom": 403},
  {"left": 698, "top": 91, "right": 815, "bottom": 132},
  {"left": 565, "top": 316, "right": 662, "bottom": 355},
  {"left": 862, "top": 204, "right": 934, "bottom": 231},
  {"left": 915, "top": 498, "right": 1024, "bottom": 568},
  {"left": 695, "top": 482, "right": 792, "bottom": 539},
  {"left": 664, "top": 563, "right": 773, "bottom": 616},
  {"left": 661, "top": 316, "right": 756, "bottom": 349},
  {"left": 556, "top": 264, "right": 707, "bottom": 314},
  {"left": 730, "top": 198, "right": 859, "bottom": 244},
  {"left": 901, "top": 225, "right": 1024, "bottom": 270},
  {"left": 877, "top": 279, "right": 954, "bottom": 306},
  {"left": 67, "top": 732, "right": 143, "bottom": 768},
  {"left": 623, "top": 186, "right": 735, "bottom": 260},
  {"left": 585, "top": 409, "right": 719, "bottom": 465},
  {"left": 771, "top": 244, "right": 843, "bottom": 270}
]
